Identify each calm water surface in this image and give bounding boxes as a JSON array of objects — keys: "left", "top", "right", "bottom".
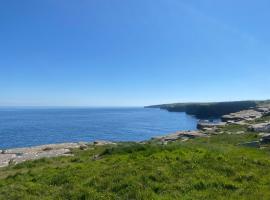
[{"left": 0, "top": 108, "right": 198, "bottom": 149}]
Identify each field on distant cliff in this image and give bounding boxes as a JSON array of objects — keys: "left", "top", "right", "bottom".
[{"left": 1, "top": 121, "right": 270, "bottom": 200}]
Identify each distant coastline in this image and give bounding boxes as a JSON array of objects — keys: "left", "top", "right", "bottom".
[{"left": 145, "top": 100, "right": 270, "bottom": 119}]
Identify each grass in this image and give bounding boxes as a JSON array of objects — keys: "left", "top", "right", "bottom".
[{"left": 1, "top": 124, "right": 270, "bottom": 199}]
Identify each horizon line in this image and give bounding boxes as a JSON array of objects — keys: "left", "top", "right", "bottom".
[{"left": 0, "top": 99, "right": 269, "bottom": 108}]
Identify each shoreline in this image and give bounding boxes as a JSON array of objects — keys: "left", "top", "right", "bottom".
[
  {"left": 0, "top": 141, "right": 116, "bottom": 168},
  {"left": 1, "top": 103, "right": 270, "bottom": 168}
]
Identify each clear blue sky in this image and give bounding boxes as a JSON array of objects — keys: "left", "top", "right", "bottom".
[{"left": 0, "top": 0, "right": 269, "bottom": 106}]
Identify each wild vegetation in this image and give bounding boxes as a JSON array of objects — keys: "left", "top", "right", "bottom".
[{"left": 0, "top": 118, "right": 270, "bottom": 200}]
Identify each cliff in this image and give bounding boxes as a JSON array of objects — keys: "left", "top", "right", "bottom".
[{"left": 146, "top": 100, "right": 270, "bottom": 119}]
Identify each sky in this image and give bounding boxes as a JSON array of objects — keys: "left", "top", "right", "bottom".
[{"left": 0, "top": 0, "right": 270, "bottom": 106}]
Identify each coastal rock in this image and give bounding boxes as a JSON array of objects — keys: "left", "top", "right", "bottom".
[
  {"left": 0, "top": 154, "right": 16, "bottom": 168},
  {"left": 93, "top": 140, "right": 116, "bottom": 146},
  {"left": 255, "top": 106, "right": 270, "bottom": 115},
  {"left": 201, "top": 127, "right": 218, "bottom": 133},
  {"left": 259, "top": 133, "right": 270, "bottom": 144},
  {"left": 227, "top": 121, "right": 248, "bottom": 125},
  {"left": 222, "top": 109, "right": 263, "bottom": 122},
  {"left": 92, "top": 154, "right": 101, "bottom": 161},
  {"left": 236, "top": 131, "right": 245, "bottom": 134},
  {"left": 197, "top": 120, "right": 226, "bottom": 130},
  {"left": 4, "top": 143, "right": 83, "bottom": 154},
  {"left": 249, "top": 122, "right": 270, "bottom": 132},
  {"left": 12, "top": 149, "right": 71, "bottom": 164},
  {"left": 153, "top": 131, "right": 208, "bottom": 142},
  {"left": 0, "top": 142, "right": 91, "bottom": 168}
]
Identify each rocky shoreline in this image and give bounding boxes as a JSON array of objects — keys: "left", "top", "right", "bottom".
[
  {"left": 1, "top": 103, "right": 270, "bottom": 168},
  {"left": 0, "top": 141, "right": 115, "bottom": 168},
  {"left": 196, "top": 105, "right": 270, "bottom": 130},
  {"left": 153, "top": 103, "right": 270, "bottom": 143}
]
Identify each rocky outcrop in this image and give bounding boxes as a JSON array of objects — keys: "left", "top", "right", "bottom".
[
  {"left": 3, "top": 142, "right": 87, "bottom": 155},
  {"left": 260, "top": 133, "right": 270, "bottom": 144},
  {"left": 249, "top": 122, "right": 270, "bottom": 132},
  {"left": 93, "top": 140, "right": 116, "bottom": 146},
  {"left": 222, "top": 109, "right": 263, "bottom": 122},
  {"left": 221, "top": 105, "right": 270, "bottom": 124},
  {"left": 255, "top": 106, "right": 270, "bottom": 115},
  {"left": 153, "top": 131, "right": 208, "bottom": 143},
  {"left": 197, "top": 121, "right": 226, "bottom": 130},
  {"left": 0, "top": 142, "right": 90, "bottom": 168},
  {"left": 0, "top": 154, "right": 17, "bottom": 168},
  {"left": 0, "top": 140, "right": 121, "bottom": 168}
]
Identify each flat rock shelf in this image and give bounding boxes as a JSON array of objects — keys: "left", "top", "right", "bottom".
[{"left": 0, "top": 141, "right": 114, "bottom": 168}]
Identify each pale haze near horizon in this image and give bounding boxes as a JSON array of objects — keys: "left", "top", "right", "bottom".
[{"left": 0, "top": 0, "right": 270, "bottom": 107}]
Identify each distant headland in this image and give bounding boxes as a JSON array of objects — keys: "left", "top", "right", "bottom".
[{"left": 145, "top": 100, "right": 270, "bottom": 119}]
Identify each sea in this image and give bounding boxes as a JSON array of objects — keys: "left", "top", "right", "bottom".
[{"left": 0, "top": 107, "right": 198, "bottom": 149}]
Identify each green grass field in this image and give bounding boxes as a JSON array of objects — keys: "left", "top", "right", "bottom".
[{"left": 1, "top": 123, "right": 270, "bottom": 200}]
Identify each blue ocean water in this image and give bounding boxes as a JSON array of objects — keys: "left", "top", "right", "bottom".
[{"left": 0, "top": 107, "right": 198, "bottom": 149}]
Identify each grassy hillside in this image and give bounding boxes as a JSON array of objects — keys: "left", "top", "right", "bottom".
[
  {"left": 146, "top": 100, "right": 270, "bottom": 118},
  {"left": 1, "top": 121, "right": 270, "bottom": 199}
]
